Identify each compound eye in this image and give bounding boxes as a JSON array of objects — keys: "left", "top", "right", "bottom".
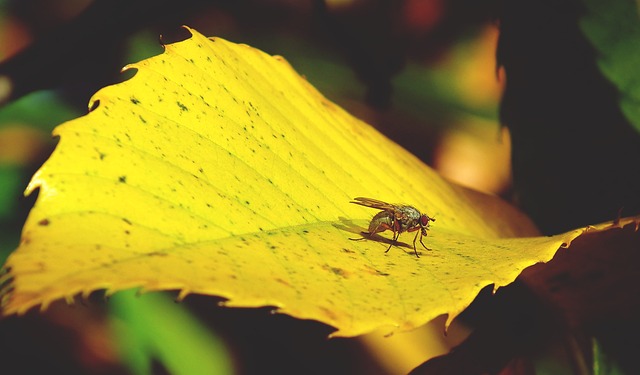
[{"left": 420, "top": 214, "right": 430, "bottom": 226}]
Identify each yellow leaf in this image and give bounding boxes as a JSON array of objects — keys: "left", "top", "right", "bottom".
[{"left": 1, "top": 27, "right": 634, "bottom": 337}]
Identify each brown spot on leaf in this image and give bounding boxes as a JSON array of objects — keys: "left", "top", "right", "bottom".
[
  {"left": 323, "top": 265, "right": 350, "bottom": 278},
  {"left": 319, "top": 306, "right": 339, "bottom": 322},
  {"left": 275, "top": 278, "right": 291, "bottom": 288}
]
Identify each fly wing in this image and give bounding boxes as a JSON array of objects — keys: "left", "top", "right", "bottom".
[{"left": 350, "top": 197, "right": 397, "bottom": 211}]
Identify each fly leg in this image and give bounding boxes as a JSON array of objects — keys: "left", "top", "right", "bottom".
[
  {"left": 419, "top": 235, "right": 431, "bottom": 251},
  {"left": 417, "top": 230, "right": 431, "bottom": 253},
  {"left": 349, "top": 221, "right": 384, "bottom": 242},
  {"left": 385, "top": 227, "right": 400, "bottom": 253},
  {"left": 410, "top": 230, "right": 421, "bottom": 258},
  {"left": 409, "top": 229, "right": 431, "bottom": 258},
  {"left": 384, "top": 216, "right": 400, "bottom": 253}
]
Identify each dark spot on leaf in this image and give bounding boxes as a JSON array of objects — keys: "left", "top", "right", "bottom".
[
  {"left": 302, "top": 230, "right": 309, "bottom": 234},
  {"left": 330, "top": 267, "right": 347, "bottom": 277},
  {"left": 130, "top": 97, "right": 140, "bottom": 105},
  {"left": 124, "top": 230, "right": 131, "bottom": 235},
  {"left": 341, "top": 248, "right": 355, "bottom": 254},
  {"left": 122, "top": 218, "right": 132, "bottom": 225},
  {"left": 245, "top": 200, "right": 250, "bottom": 205},
  {"left": 38, "top": 219, "right": 50, "bottom": 226},
  {"left": 177, "top": 102, "right": 189, "bottom": 112},
  {"left": 275, "top": 278, "right": 291, "bottom": 287},
  {"left": 270, "top": 245, "right": 277, "bottom": 250},
  {"left": 118, "top": 176, "right": 127, "bottom": 183},
  {"left": 139, "top": 115, "right": 147, "bottom": 124},
  {"left": 319, "top": 306, "right": 339, "bottom": 321}
]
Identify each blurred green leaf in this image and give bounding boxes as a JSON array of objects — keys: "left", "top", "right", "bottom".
[
  {"left": 580, "top": 0, "right": 640, "bottom": 133},
  {"left": 395, "top": 63, "right": 498, "bottom": 124},
  {"left": 111, "top": 290, "right": 233, "bottom": 375},
  {"left": 0, "top": 161, "right": 20, "bottom": 275},
  {"left": 395, "top": 26, "right": 501, "bottom": 125},
  {"left": 0, "top": 221, "right": 19, "bottom": 266},
  {"left": 0, "top": 91, "right": 79, "bottom": 130},
  {"left": 0, "top": 164, "right": 20, "bottom": 219},
  {"left": 124, "top": 30, "right": 164, "bottom": 67},
  {"left": 593, "top": 338, "right": 625, "bottom": 375}
]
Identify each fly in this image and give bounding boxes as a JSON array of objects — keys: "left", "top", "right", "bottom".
[{"left": 350, "top": 197, "right": 435, "bottom": 258}]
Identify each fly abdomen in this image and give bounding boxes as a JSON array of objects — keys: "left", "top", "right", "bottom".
[{"left": 368, "top": 211, "right": 394, "bottom": 234}]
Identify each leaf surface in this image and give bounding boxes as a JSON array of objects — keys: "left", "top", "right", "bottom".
[{"left": 0, "top": 27, "right": 621, "bottom": 336}]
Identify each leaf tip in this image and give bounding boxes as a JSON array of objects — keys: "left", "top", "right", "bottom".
[
  {"left": 23, "top": 173, "right": 43, "bottom": 197},
  {"left": 82, "top": 289, "right": 94, "bottom": 301},
  {"left": 39, "top": 298, "right": 52, "bottom": 313},
  {"left": 444, "top": 313, "right": 455, "bottom": 332},
  {"left": 180, "top": 25, "right": 196, "bottom": 35},
  {"left": 176, "top": 289, "right": 190, "bottom": 302}
]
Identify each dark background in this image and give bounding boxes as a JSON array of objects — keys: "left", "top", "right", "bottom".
[{"left": 1, "top": 0, "right": 638, "bottom": 374}]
